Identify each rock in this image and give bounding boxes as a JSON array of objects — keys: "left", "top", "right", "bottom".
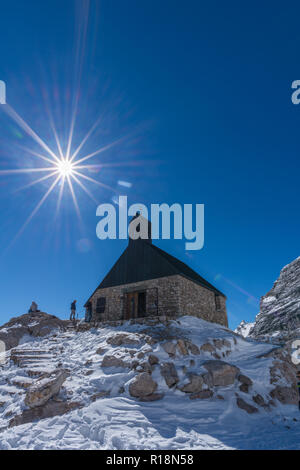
[
  {"left": 9, "top": 400, "right": 81, "bottom": 427},
  {"left": 239, "top": 383, "right": 249, "bottom": 393},
  {"left": 252, "top": 394, "right": 265, "bottom": 406},
  {"left": 213, "top": 339, "right": 224, "bottom": 350},
  {"left": 222, "top": 339, "right": 231, "bottom": 349},
  {"left": 180, "top": 374, "right": 205, "bottom": 393},
  {"left": 129, "top": 372, "right": 157, "bottom": 398},
  {"left": 270, "top": 360, "right": 297, "bottom": 385},
  {"left": 200, "top": 343, "right": 215, "bottom": 353},
  {"left": 91, "top": 391, "right": 110, "bottom": 401},
  {"left": 139, "top": 361, "right": 152, "bottom": 374},
  {"left": 213, "top": 353, "right": 221, "bottom": 359},
  {"left": 11, "top": 378, "right": 33, "bottom": 389},
  {"left": 189, "top": 390, "right": 213, "bottom": 400},
  {"left": 107, "top": 334, "right": 141, "bottom": 346},
  {"left": 203, "top": 360, "right": 240, "bottom": 387},
  {"left": 162, "top": 341, "right": 177, "bottom": 357},
  {"left": 187, "top": 342, "right": 200, "bottom": 355},
  {"left": 190, "top": 359, "right": 195, "bottom": 367},
  {"left": 85, "top": 359, "right": 93, "bottom": 366},
  {"left": 237, "top": 374, "right": 253, "bottom": 386},
  {"left": 96, "top": 347, "right": 105, "bottom": 355},
  {"left": 236, "top": 397, "right": 259, "bottom": 414},
  {"left": 160, "top": 362, "right": 179, "bottom": 388},
  {"left": 24, "top": 369, "right": 69, "bottom": 408},
  {"left": 249, "top": 257, "right": 300, "bottom": 342},
  {"left": 0, "top": 312, "right": 67, "bottom": 350},
  {"left": 270, "top": 385, "right": 298, "bottom": 405},
  {"left": 177, "top": 339, "right": 189, "bottom": 356},
  {"left": 131, "top": 360, "right": 139, "bottom": 370},
  {"left": 148, "top": 354, "right": 159, "bottom": 366},
  {"left": 139, "top": 393, "right": 164, "bottom": 402},
  {"left": 101, "top": 355, "right": 128, "bottom": 368},
  {"left": 137, "top": 352, "right": 145, "bottom": 359}
]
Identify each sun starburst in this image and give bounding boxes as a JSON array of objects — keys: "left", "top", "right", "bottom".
[{"left": 0, "top": 103, "right": 129, "bottom": 248}]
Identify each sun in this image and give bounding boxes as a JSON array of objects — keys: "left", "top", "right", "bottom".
[{"left": 56, "top": 158, "right": 75, "bottom": 177}]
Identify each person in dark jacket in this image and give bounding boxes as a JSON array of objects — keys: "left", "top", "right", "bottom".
[
  {"left": 85, "top": 301, "right": 92, "bottom": 323},
  {"left": 70, "top": 300, "right": 77, "bottom": 321}
]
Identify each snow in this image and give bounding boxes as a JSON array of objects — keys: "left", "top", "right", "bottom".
[
  {"left": 234, "top": 320, "right": 255, "bottom": 338},
  {"left": 0, "top": 316, "right": 299, "bottom": 450}
]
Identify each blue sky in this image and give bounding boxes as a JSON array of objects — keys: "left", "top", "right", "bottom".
[{"left": 0, "top": 0, "right": 299, "bottom": 328}]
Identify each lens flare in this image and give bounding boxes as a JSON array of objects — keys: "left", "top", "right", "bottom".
[{"left": 56, "top": 159, "right": 74, "bottom": 177}]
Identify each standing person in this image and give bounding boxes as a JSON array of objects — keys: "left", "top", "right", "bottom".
[
  {"left": 28, "top": 301, "right": 38, "bottom": 313},
  {"left": 70, "top": 300, "right": 77, "bottom": 321},
  {"left": 85, "top": 301, "right": 92, "bottom": 323}
]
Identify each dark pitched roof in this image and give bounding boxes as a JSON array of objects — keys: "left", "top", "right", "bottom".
[{"left": 85, "top": 239, "right": 225, "bottom": 304}]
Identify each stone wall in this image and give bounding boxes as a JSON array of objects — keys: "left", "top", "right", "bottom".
[
  {"left": 178, "top": 276, "right": 228, "bottom": 327},
  {"left": 89, "top": 274, "right": 227, "bottom": 326}
]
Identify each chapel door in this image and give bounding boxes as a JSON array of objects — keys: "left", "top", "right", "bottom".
[{"left": 126, "top": 292, "right": 138, "bottom": 319}]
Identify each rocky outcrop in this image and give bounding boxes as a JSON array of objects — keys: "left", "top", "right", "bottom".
[
  {"left": 248, "top": 257, "right": 300, "bottom": 342},
  {"left": 10, "top": 400, "right": 81, "bottom": 427},
  {"left": 25, "top": 369, "right": 69, "bottom": 408},
  {"left": 234, "top": 320, "right": 254, "bottom": 338},
  {"left": 129, "top": 372, "right": 158, "bottom": 398},
  {"left": 0, "top": 312, "right": 66, "bottom": 350}
]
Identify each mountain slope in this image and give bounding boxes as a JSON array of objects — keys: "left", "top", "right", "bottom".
[{"left": 0, "top": 315, "right": 299, "bottom": 449}]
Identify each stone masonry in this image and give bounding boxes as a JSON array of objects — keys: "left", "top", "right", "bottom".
[{"left": 89, "top": 274, "right": 228, "bottom": 327}]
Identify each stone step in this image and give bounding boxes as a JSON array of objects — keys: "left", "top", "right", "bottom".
[
  {"left": 11, "top": 350, "right": 51, "bottom": 356},
  {"left": 26, "top": 368, "right": 56, "bottom": 378},
  {"left": 9, "top": 376, "right": 34, "bottom": 389},
  {"left": 0, "top": 384, "right": 24, "bottom": 395}
]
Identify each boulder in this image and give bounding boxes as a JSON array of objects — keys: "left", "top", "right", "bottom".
[
  {"left": 200, "top": 343, "right": 215, "bottom": 353},
  {"left": 162, "top": 341, "right": 177, "bottom": 357},
  {"left": 237, "top": 374, "right": 253, "bottom": 386},
  {"left": 129, "top": 372, "right": 157, "bottom": 398},
  {"left": 252, "top": 394, "right": 265, "bottom": 406},
  {"left": 270, "top": 385, "right": 298, "bottom": 405},
  {"left": 106, "top": 333, "right": 141, "bottom": 346},
  {"left": 101, "top": 355, "right": 128, "bottom": 368},
  {"left": 189, "top": 390, "right": 213, "bottom": 400},
  {"left": 239, "top": 383, "right": 249, "bottom": 393},
  {"left": 180, "top": 374, "right": 205, "bottom": 393},
  {"left": 177, "top": 339, "right": 189, "bottom": 356},
  {"left": 136, "top": 362, "right": 152, "bottom": 374},
  {"left": 187, "top": 342, "right": 200, "bottom": 355},
  {"left": 213, "top": 339, "right": 224, "bottom": 350},
  {"left": 160, "top": 362, "right": 179, "bottom": 388},
  {"left": 148, "top": 354, "right": 159, "bottom": 366},
  {"left": 236, "top": 397, "right": 258, "bottom": 414},
  {"left": 139, "top": 393, "right": 164, "bottom": 402},
  {"left": 24, "top": 369, "right": 69, "bottom": 408},
  {"left": 203, "top": 360, "right": 240, "bottom": 387}
]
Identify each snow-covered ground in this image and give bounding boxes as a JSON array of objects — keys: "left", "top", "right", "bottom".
[{"left": 0, "top": 316, "right": 299, "bottom": 450}]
